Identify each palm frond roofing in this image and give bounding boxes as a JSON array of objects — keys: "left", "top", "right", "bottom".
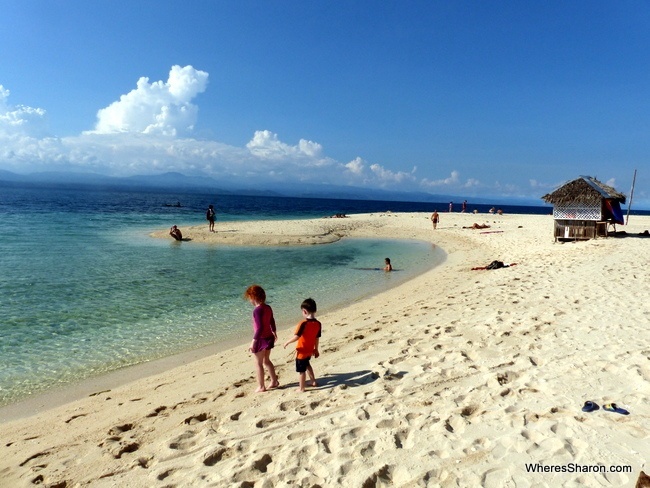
[{"left": 541, "top": 176, "right": 626, "bottom": 206}]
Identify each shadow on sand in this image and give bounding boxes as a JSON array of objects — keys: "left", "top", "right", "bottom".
[
  {"left": 281, "top": 369, "right": 380, "bottom": 391},
  {"left": 610, "top": 230, "right": 650, "bottom": 239}
]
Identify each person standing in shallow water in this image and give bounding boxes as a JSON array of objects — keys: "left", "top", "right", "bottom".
[
  {"left": 206, "top": 204, "right": 216, "bottom": 232},
  {"left": 244, "top": 285, "right": 279, "bottom": 393}
]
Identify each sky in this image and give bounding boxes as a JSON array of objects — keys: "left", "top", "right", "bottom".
[{"left": 1, "top": 1, "right": 649, "bottom": 207}]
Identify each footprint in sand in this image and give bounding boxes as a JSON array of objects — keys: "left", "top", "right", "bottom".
[
  {"left": 183, "top": 412, "right": 211, "bottom": 425},
  {"left": 363, "top": 464, "right": 394, "bottom": 486},
  {"left": 64, "top": 413, "right": 88, "bottom": 424},
  {"left": 279, "top": 400, "right": 302, "bottom": 412},
  {"left": 168, "top": 431, "right": 198, "bottom": 450},
  {"left": 351, "top": 440, "right": 373, "bottom": 459},
  {"left": 102, "top": 437, "right": 140, "bottom": 459},
  {"left": 157, "top": 468, "right": 177, "bottom": 480},
  {"left": 19, "top": 451, "right": 50, "bottom": 468},
  {"left": 108, "top": 423, "right": 134, "bottom": 435},
  {"left": 460, "top": 404, "right": 481, "bottom": 419},
  {"left": 255, "top": 417, "right": 281, "bottom": 429},
  {"left": 253, "top": 453, "right": 273, "bottom": 473},
  {"left": 203, "top": 447, "right": 233, "bottom": 466},
  {"left": 146, "top": 406, "right": 168, "bottom": 418}
]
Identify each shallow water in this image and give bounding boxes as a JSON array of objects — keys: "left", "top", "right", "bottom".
[{"left": 0, "top": 187, "right": 443, "bottom": 405}]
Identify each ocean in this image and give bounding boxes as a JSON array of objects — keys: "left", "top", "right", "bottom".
[{"left": 0, "top": 185, "right": 613, "bottom": 406}]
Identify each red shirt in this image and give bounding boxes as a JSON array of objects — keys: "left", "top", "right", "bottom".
[{"left": 293, "top": 318, "right": 321, "bottom": 359}]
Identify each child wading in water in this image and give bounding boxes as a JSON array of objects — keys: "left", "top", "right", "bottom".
[{"left": 284, "top": 298, "right": 321, "bottom": 392}]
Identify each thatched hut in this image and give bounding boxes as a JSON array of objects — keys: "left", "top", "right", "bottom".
[{"left": 541, "top": 176, "right": 626, "bottom": 241}]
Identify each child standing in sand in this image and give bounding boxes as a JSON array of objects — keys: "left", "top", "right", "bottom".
[
  {"left": 284, "top": 298, "right": 321, "bottom": 392},
  {"left": 244, "top": 285, "right": 279, "bottom": 393}
]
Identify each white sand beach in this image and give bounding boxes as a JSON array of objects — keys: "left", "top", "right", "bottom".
[{"left": 1, "top": 211, "right": 649, "bottom": 487}]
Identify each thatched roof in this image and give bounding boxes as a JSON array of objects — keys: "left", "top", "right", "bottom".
[{"left": 541, "top": 176, "right": 626, "bottom": 206}]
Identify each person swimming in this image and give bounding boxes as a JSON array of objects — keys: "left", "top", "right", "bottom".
[{"left": 384, "top": 258, "right": 392, "bottom": 272}]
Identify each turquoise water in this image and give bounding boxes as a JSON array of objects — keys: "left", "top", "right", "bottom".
[{"left": 0, "top": 187, "right": 444, "bottom": 405}]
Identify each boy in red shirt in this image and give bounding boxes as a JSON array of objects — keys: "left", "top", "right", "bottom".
[{"left": 284, "top": 298, "right": 321, "bottom": 392}]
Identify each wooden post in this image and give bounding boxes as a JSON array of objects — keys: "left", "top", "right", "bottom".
[{"left": 625, "top": 169, "right": 637, "bottom": 225}]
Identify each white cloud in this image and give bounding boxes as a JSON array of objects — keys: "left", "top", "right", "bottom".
[
  {"left": 529, "top": 179, "right": 556, "bottom": 189},
  {"left": 368, "top": 163, "right": 417, "bottom": 185},
  {"left": 89, "top": 65, "right": 208, "bottom": 136},
  {"left": 421, "top": 170, "right": 460, "bottom": 187},
  {"left": 246, "top": 130, "right": 323, "bottom": 161},
  {"left": 0, "top": 70, "right": 489, "bottom": 195},
  {"left": 342, "top": 157, "right": 417, "bottom": 186},
  {"left": 344, "top": 157, "right": 365, "bottom": 175},
  {"left": 0, "top": 85, "right": 48, "bottom": 138}
]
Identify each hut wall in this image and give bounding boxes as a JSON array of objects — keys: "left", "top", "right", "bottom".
[
  {"left": 553, "top": 219, "right": 606, "bottom": 241},
  {"left": 552, "top": 204, "right": 602, "bottom": 221}
]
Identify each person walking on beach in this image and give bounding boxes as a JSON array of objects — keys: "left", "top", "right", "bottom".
[
  {"left": 431, "top": 210, "right": 439, "bottom": 230},
  {"left": 449, "top": 201, "right": 453, "bottom": 212},
  {"left": 462, "top": 200, "right": 467, "bottom": 213},
  {"left": 206, "top": 204, "right": 216, "bottom": 232},
  {"left": 244, "top": 285, "right": 279, "bottom": 393},
  {"left": 284, "top": 298, "right": 321, "bottom": 392}
]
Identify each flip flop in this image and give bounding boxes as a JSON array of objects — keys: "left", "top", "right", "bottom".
[
  {"left": 603, "top": 403, "right": 630, "bottom": 415},
  {"left": 581, "top": 401, "right": 600, "bottom": 412}
]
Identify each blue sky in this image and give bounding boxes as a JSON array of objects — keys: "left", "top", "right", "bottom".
[{"left": 1, "top": 1, "right": 649, "bottom": 207}]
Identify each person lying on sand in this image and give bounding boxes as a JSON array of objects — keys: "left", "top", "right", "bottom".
[
  {"left": 463, "top": 223, "right": 491, "bottom": 229},
  {"left": 471, "top": 260, "right": 517, "bottom": 270}
]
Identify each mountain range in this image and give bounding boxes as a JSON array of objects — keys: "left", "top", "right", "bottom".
[{"left": 0, "top": 169, "right": 543, "bottom": 206}]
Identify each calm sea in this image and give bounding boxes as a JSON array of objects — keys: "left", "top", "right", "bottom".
[{"left": 0, "top": 184, "right": 583, "bottom": 406}]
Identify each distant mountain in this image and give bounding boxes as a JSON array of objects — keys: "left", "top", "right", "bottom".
[
  {"left": 0, "top": 169, "right": 32, "bottom": 182},
  {"left": 123, "top": 172, "right": 221, "bottom": 189},
  {"left": 0, "top": 169, "right": 545, "bottom": 206}
]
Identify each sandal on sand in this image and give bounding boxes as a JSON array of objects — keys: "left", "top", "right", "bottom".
[
  {"left": 582, "top": 401, "right": 600, "bottom": 412},
  {"left": 603, "top": 403, "right": 630, "bottom": 415}
]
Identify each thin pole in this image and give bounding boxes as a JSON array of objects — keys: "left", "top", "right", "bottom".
[{"left": 626, "top": 169, "right": 637, "bottom": 225}]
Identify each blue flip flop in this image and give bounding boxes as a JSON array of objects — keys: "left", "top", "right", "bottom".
[
  {"left": 603, "top": 403, "right": 630, "bottom": 415},
  {"left": 582, "top": 401, "right": 600, "bottom": 412}
]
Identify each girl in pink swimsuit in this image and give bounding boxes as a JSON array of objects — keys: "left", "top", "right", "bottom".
[{"left": 244, "top": 284, "right": 279, "bottom": 392}]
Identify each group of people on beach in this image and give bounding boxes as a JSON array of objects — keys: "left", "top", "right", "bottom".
[
  {"left": 169, "top": 204, "right": 217, "bottom": 241},
  {"left": 447, "top": 200, "right": 468, "bottom": 213},
  {"left": 244, "top": 255, "right": 393, "bottom": 392},
  {"left": 170, "top": 205, "right": 393, "bottom": 393},
  {"left": 429, "top": 204, "right": 505, "bottom": 230},
  {"left": 244, "top": 285, "right": 321, "bottom": 393}
]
